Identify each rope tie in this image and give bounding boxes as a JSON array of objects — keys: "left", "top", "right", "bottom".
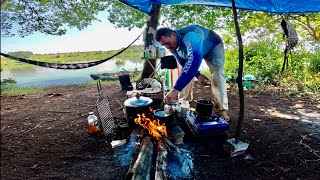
[{"left": 0, "top": 31, "right": 143, "bottom": 70}]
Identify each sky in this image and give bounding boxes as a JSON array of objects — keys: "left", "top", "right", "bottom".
[{"left": 0, "top": 12, "right": 144, "bottom": 54}]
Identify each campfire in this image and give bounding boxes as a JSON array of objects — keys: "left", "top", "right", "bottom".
[
  {"left": 134, "top": 113, "right": 168, "bottom": 140},
  {"left": 117, "top": 94, "right": 193, "bottom": 179},
  {"left": 117, "top": 109, "right": 192, "bottom": 180}
]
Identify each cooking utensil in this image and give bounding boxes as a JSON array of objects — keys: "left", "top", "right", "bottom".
[
  {"left": 154, "top": 109, "right": 176, "bottom": 126},
  {"left": 195, "top": 99, "right": 213, "bottom": 117},
  {"left": 160, "top": 76, "right": 166, "bottom": 109},
  {"left": 124, "top": 95, "right": 153, "bottom": 126}
]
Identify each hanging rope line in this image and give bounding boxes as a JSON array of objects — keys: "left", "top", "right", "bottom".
[{"left": 0, "top": 31, "right": 143, "bottom": 70}]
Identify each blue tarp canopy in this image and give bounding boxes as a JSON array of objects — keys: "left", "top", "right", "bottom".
[{"left": 120, "top": 0, "right": 320, "bottom": 14}]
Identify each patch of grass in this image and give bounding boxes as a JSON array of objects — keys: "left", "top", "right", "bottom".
[
  {"left": 1, "top": 86, "right": 43, "bottom": 96},
  {"left": 78, "top": 80, "right": 119, "bottom": 87},
  {"left": 247, "top": 81, "right": 320, "bottom": 102}
]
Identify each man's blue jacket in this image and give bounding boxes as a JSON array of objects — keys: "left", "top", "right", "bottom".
[{"left": 170, "top": 25, "right": 222, "bottom": 91}]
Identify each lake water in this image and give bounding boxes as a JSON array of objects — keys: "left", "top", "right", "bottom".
[
  {"left": 1, "top": 59, "right": 210, "bottom": 87},
  {"left": 1, "top": 59, "right": 144, "bottom": 87}
]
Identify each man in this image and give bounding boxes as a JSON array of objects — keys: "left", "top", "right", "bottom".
[{"left": 155, "top": 24, "right": 229, "bottom": 120}]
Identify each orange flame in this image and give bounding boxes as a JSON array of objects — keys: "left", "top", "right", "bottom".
[{"left": 134, "top": 113, "right": 168, "bottom": 140}]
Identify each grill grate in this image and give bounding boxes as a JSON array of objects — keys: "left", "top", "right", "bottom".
[{"left": 96, "top": 80, "right": 116, "bottom": 135}]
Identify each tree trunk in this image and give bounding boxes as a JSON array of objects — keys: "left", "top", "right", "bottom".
[{"left": 141, "top": 4, "right": 162, "bottom": 79}]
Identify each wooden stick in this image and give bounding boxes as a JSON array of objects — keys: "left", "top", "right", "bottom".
[
  {"left": 115, "top": 100, "right": 124, "bottom": 108},
  {"left": 162, "top": 136, "right": 181, "bottom": 153},
  {"left": 21, "top": 124, "right": 40, "bottom": 134},
  {"left": 126, "top": 136, "right": 154, "bottom": 180},
  {"left": 124, "top": 137, "right": 142, "bottom": 180},
  {"left": 155, "top": 142, "right": 168, "bottom": 180},
  {"left": 48, "top": 110, "right": 71, "bottom": 113}
]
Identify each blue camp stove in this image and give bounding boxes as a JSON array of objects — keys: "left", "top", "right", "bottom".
[{"left": 185, "top": 110, "right": 229, "bottom": 137}]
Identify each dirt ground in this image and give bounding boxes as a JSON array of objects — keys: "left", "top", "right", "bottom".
[{"left": 1, "top": 82, "right": 319, "bottom": 180}]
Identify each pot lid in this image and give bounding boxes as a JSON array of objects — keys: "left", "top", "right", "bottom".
[
  {"left": 142, "top": 88, "right": 161, "bottom": 94},
  {"left": 124, "top": 96, "right": 153, "bottom": 107}
]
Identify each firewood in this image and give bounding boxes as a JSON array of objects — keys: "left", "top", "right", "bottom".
[
  {"left": 126, "top": 136, "right": 154, "bottom": 180},
  {"left": 162, "top": 136, "right": 181, "bottom": 153},
  {"left": 155, "top": 142, "right": 167, "bottom": 180},
  {"left": 166, "top": 125, "right": 185, "bottom": 145},
  {"left": 125, "top": 129, "right": 143, "bottom": 180}
]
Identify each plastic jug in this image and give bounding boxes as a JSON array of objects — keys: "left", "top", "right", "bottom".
[{"left": 87, "top": 112, "right": 101, "bottom": 134}]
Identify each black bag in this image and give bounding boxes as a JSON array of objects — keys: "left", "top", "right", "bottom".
[
  {"left": 118, "top": 75, "right": 133, "bottom": 91},
  {"left": 160, "top": 55, "right": 177, "bottom": 69},
  {"left": 281, "top": 19, "right": 299, "bottom": 72},
  {"left": 135, "top": 79, "right": 151, "bottom": 90}
]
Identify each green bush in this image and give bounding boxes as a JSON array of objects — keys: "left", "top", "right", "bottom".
[
  {"left": 1, "top": 78, "right": 17, "bottom": 90},
  {"left": 224, "top": 39, "right": 319, "bottom": 96}
]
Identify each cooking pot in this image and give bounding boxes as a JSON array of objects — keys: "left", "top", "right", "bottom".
[
  {"left": 154, "top": 110, "right": 177, "bottom": 126},
  {"left": 124, "top": 96, "right": 153, "bottom": 127},
  {"left": 195, "top": 99, "right": 213, "bottom": 117}
]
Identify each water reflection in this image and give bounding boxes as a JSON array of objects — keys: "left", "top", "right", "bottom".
[{"left": 1, "top": 59, "right": 144, "bottom": 87}]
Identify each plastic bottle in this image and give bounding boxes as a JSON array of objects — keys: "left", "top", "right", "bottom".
[
  {"left": 151, "top": 45, "right": 156, "bottom": 58},
  {"left": 148, "top": 45, "right": 153, "bottom": 58},
  {"left": 87, "top": 112, "right": 101, "bottom": 134},
  {"left": 144, "top": 47, "right": 149, "bottom": 58}
]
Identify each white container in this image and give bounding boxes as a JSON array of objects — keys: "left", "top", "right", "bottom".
[
  {"left": 178, "top": 101, "right": 190, "bottom": 118},
  {"left": 156, "top": 47, "right": 166, "bottom": 58},
  {"left": 164, "top": 103, "right": 181, "bottom": 114},
  {"left": 87, "top": 112, "right": 101, "bottom": 134}
]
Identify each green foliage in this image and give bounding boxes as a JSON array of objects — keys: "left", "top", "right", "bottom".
[
  {"left": 1, "top": 0, "right": 319, "bottom": 45},
  {"left": 8, "top": 51, "right": 33, "bottom": 58},
  {"left": 1, "top": 0, "right": 108, "bottom": 37},
  {"left": 1, "top": 78, "right": 17, "bottom": 91},
  {"left": 1, "top": 78, "right": 17, "bottom": 94},
  {"left": 106, "top": 0, "right": 147, "bottom": 30},
  {"left": 307, "top": 50, "right": 320, "bottom": 74},
  {"left": 224, "top": 39, "right": 320, "bottom": 96},
  {"left": 243, "top": 41, "right": 282, "bottom": 80}
]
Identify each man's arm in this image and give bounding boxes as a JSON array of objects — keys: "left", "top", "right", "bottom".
[{"left": 174, "top": 32, "right": 203, "bottom": 91}]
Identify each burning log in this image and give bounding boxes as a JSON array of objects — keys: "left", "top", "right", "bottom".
[
  {"left": 162, "top": 135, "right": 181, "bottom": 153},
  {"left": 167, "top": 125, "right": 185, "bottom": 145},
  {"left": 155, "top": 142, "right": 168, "bottom": 180},
  {"left": 134, "top": 113, "right": 168, "bottom": 140},
  {"left": 134, "top": 113, "right": 183, "bottom": 153},
  {"left": 126, "top": 136, "right": 154, "bottom": 180}
]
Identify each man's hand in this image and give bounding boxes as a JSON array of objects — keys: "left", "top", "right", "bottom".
[
  {"left": 164, "top": 89, "right": 179, "bottom": 104},
  {"left": 198, "top": 74, "right": 211, "bottom": 86}
]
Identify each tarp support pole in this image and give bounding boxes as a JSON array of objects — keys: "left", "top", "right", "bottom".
[{"left": 231, "top": 0, "right": 245, "bottom": 141}]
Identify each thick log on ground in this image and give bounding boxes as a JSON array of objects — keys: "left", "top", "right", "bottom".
[
  {"left": 167, "top": 125, "right": 185, "bottom": 145},
  {"left": 127, "top": 136, "right": 154, "bottom": 180},
  {"left": 155, "top": 142, "right": 168, "bottom": 180},
  {"left": 162, "top": 136, "right": 181, "bottom": 153}
]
